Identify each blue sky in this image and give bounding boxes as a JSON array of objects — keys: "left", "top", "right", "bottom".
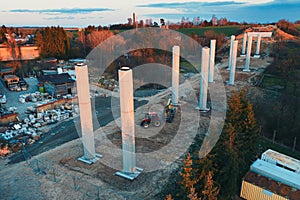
[{"left": 0, "top": 0, "right": 299, "bottom": 27}]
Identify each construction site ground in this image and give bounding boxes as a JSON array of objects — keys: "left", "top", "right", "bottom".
[{"left": 0, "top": 37, "right": 277, "bottom": 200}]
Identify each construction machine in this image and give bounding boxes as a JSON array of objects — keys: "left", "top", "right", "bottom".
[
  {"left": 165, "top": 98, "right": 176, "bottom": 123},
  {"left": 140, "top": 98, "right": 176, "bottom": 129}
]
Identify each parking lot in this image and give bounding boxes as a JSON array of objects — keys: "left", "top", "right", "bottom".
[{"left": 1, "top": 77, "right": 39, "bottom": 120}]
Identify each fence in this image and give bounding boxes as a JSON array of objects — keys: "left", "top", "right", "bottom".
[{"left": 26, "top": 157, "right": 135, "bottom": 200}]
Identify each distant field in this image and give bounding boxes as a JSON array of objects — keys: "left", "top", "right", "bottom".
[{"left": 178, "top": 25, "right": 240, "bottom": 37}]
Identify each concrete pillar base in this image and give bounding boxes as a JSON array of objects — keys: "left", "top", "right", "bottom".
[
  {"left": 195, "top": 106, "right": 211, "bottom": 112},
  {"left": 253, "top": 54, "right": 260, "bottom": 58},
  {"left": 242, "top": 69, "right": 251, "bottom": 72},
  {"left": 226, "top": 81, "right": 235, "bottom": 86},
  {"left": 77, "top": 153, "right": 102, "bottom": 165},
  {"left": 115, "top": 167, "right": 143, "bottom": 180}
]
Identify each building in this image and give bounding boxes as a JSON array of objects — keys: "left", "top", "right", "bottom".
[
  {"left": 4, "top": 75, "right": 19, "bottom": 91},
  {"left": 261, "top": 149, "right": 300, "bottom": 173},
  {"left": 240, "top": 149, "right": 300, "bottom": 200},
  {"left": 0, "top": 67, "right": 14, "bottom": 78},
  {"left": 0, "top": 45, "right": 40, "bottom": 61},
  {"left": 37, "top": 73, "right": 75, "bottom": 96}
]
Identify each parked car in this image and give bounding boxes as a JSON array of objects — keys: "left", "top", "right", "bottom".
[{"left": 0, "top": 94, "right": 6, "bottom": 104}]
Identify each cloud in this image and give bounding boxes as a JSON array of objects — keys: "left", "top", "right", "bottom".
[
  {"left": 9, "top": 8, "right": 113, "bottom": 14},
  {"left": 137, "top": 1, "right": 245, "bottom": 8},
  {"left": 44, "top": 16, "right": 75, "bottom": 20}
]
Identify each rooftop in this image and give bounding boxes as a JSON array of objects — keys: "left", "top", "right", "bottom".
[
  {"left": 251, "top": 159, "right": 300, "bottom": 190},
  {"left": 262, "top": 149, "right": 300, "bottom": 173},
  {"left": 0, "top": 67, "right": 14, "bottom": 73},
  {"left": 37, "top": 73, "right": 75, "bottom": 84},
  {"left": 244, "top": 171, "right": 300, "bottom": 200},
  {"left": 4, "top": 75, "right": 18, "bottom": 79}
]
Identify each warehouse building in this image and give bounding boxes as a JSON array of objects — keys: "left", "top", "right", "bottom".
[
  {"left": 37, "top": 73, "right": 75, "bottom": 97},
  {"left": 240, "top": 149, "right": 300, "bottom": 200}
]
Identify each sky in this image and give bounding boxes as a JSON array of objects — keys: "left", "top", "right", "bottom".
[{"left": 0, "top": 0, "right": 299, "bottom": 27}]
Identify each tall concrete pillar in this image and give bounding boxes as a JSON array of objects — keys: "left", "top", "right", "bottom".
[
  {"left": 197, "top": 47, "right": 210, "bottom": 111},
  {"left": 241, "top": 32, "right": 247, "bottom": 56},
  {"left": 228, "top": 40, "right": 238, "bottom": 85},
  {"left": 208, "top": 39, "right": 216, "bottom": 83},
  {"left": 116, "top": 67, "right": 141, "bottom": 180},
  {"left": 243, "top": 36, "right": 252, "bottom": 72},
  {"left": 172, "top": 46, "right": 180, "bottom": 105},
  {"left": 76, "top": 64, "right": 100, "bottom": 164},
  {"left": 227, "top": 35, "right": 235, "bottom": 70},
  {"left": 254, "top": 34, "right": 262, "bottom": 58}
]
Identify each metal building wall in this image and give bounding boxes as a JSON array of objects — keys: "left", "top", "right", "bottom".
[{"left": 240, "top": 181, "right": 288, "bottom": 200}]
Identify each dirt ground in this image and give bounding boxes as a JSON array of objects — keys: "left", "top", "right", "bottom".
[{"left": 0, "top": 35, "right": 275, "bottom": 200}]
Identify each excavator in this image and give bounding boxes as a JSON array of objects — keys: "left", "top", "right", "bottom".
[{"left": 165, "top": 98, "right": 176, "bottom": 123}]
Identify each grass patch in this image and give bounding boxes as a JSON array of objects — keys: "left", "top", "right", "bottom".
[
  {"left": 178, "top": 25, "right": 240, "bottom": 37},
  {"left": 260, "top": 75, "right": 284, "bottom": 88},
  {"left": 180, "top": 60, "right": 199, "bottom": 73},
  {"left": 260, "top": 74, "right": 300, "bottom": 95},
  {"left": 295, "top": 24, "right": 300, "bottom": 32},
  {"left": 259, "top": 137, "right": 300, "bottom": 160}
]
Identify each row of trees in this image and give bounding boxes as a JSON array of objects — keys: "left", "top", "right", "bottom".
[
  {"left": 35, "top": 27, "right": 71, "bottom": 59},
  {"left": 76, "top": 28, "right": 114, "bottom": 57},
  {"left": 164, "top": 89, "right": 259, "bottom": 200},
  {"left": 277, "top": 19, "right": 300, "bottom": 37}
]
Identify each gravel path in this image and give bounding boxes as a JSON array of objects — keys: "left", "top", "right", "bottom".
[{"left": 0, "top": 163, "right": 44, "bottom": 200}]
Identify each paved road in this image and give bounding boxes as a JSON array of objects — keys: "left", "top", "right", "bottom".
[{"left": 8, "top": 96, "right": 147, "bottom": 164}]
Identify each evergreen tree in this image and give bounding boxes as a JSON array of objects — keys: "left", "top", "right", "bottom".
[
  {"left": 188, "top": 187, "right": 199, "bottom": 200},
  {"left": 213, "top": 88, "right": 259, "bottom": 199},
  {"left": 165, "top": 194, "right": 174, "bottom": 200},
  {"left": 201, "top": 171, "right": 219, "bottom": 200},
  {"left": 180, "top": 153, "right": 197, "bottom": 197},
  {"left": 35, "top": 26, "right": 71, "bottom": 59}
]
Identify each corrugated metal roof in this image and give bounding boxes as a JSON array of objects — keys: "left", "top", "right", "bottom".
[
  {"left": 251, "top": 159, "right": 300, "bottom": 190},
  {"left": 243, "top": 171, "right": 300, "bottom": 200},
  {"left": 262, "top": 149, "right": 300, "bottom": 173},
  {"left": 37, "top": 73, "right": 75, "bottom": 84}
]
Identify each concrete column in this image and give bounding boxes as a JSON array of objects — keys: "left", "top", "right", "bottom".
[
  {"left": 197, "top": 47, "right": 210, "bottom": 111},
  {"left": 241, "top": 32, "right": 247, "bottom": 56},
  {"left": 227, "top": 35, "right": 235, "bottom": 70},
  {"left": 116, "top": 67, "right": 141, "bottom": 180},
  {"left": 75, "top": 64, "right": 98, "bottom": 164},
  {"left": 254, "top": 34, "right": 262, "bottom": 58},
  {"left": 243, "top": 36, "right": 252, "bottom": 72},
  {"left": 228, "top": 40, "right": 238, "bottom": 85},
  {"left": 208, "top": 39, "right": 216, "bottom": 83},
  {"left": 119, "top": 67, "right": 135, "bottom": 173},
  {"left": 172, "top": 46, "right": 180, "bottom": 105}
]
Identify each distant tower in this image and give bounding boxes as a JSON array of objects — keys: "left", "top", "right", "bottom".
[{"left": 133, "top": 12, "right": 136, "bottom": 28}]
